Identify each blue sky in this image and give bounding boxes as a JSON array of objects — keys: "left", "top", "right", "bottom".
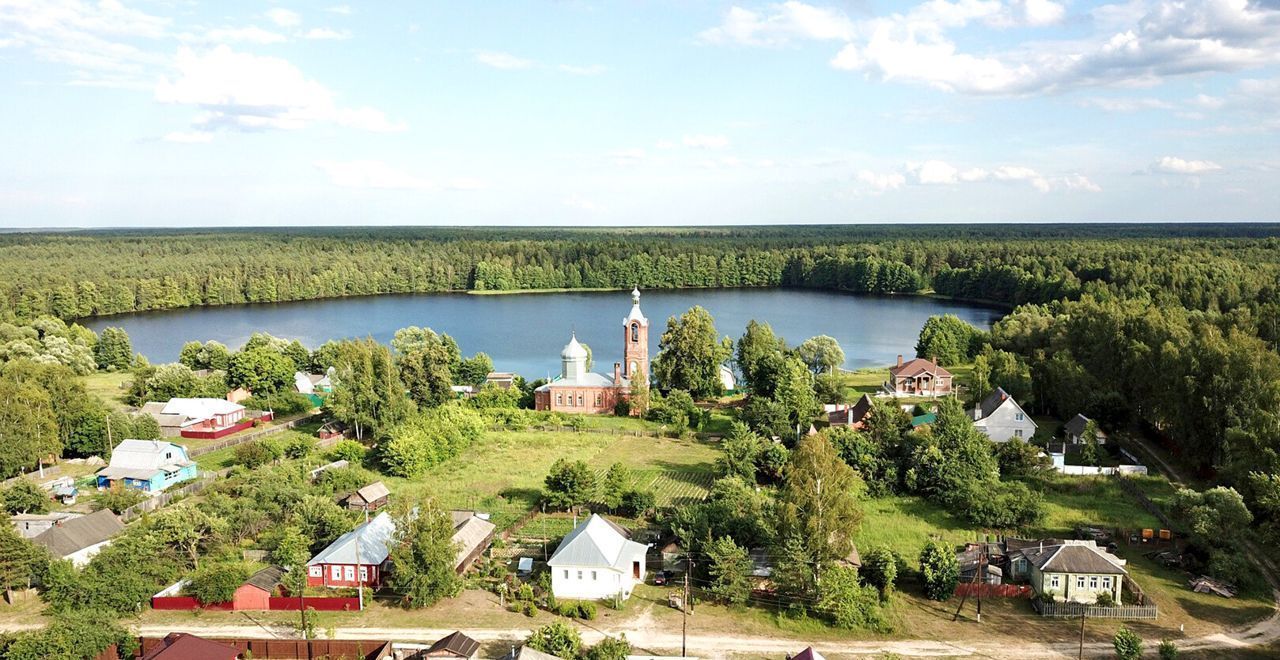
[{"left": 1, "top": 0, "right": 1277, "bottom": 227}]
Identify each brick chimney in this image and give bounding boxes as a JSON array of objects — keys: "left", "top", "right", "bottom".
[
  {"left": 896, "top": 354, "right": 903, "bottom": 367},
  {"left": 613, "top": 362, "right": 622, "bottom": 384}
]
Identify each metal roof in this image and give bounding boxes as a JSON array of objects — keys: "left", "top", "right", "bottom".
[
  {"left": 308, "top": 511, "right": 395, "bottom": 566},
  {"left": 102, "top": 439, "right": 192, "bottom": 472},
  {"left": 548, "top": 514, "right": 647, "bottom": 571},
  {"left": 32, "top": 509, "right": 123, "bottom": 557}
]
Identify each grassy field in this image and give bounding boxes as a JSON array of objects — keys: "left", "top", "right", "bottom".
[
  {"left": 79, "top": 371, "right": 132, "bottom": 411},
  {"left": 838, "top": 362, "right": 976, "bottom": 403},
  {"left": 384, "top": 430, "right": 720, "bottom": 529}
]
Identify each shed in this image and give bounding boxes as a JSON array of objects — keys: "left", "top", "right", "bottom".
[
  {"left": 346, "top": 481, "right": 391, "bottom": 511},
  {"left": 422, "top": 631, "right": 481, "bottom": 659},
  {"left": 232, "top": 565, "right": 286, "bottom": 610},
  {"left": 452, "top": 515, "right": 497, "bottom": 573},
  {"left": 140, "top": 632, "right": 241, "bottom": 660}
]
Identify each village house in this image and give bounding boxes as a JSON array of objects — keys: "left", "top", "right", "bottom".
[
  {"left": 294, "top": 370, "right": 333, "bottom": 395},
  {"left": 307, "top": 511, "right": 395, "bottom": 588},
  {"left": 548, "top": 514, "right": 648, "bottom": 601},
  {"left": 95, "top": 439, "right": 197, "bottom": 493},
  {"left": 1064, "top": 413, "right": 1107, "bottom": 445},
  {"left": 972, "top": 387, "right": 1037, "bottom": 443},
  {"left": 232, "top": 566, "right": 286, "bottom": 610},
  {"left": 451, "top": 512, "right": 497, "bottom": 573},
  {"left": 886, "top": 355, "right": 953, "bottom": 397},
  {"left": 344, "top": 481, "right": 391, "bottom": 511},
  {"left": 485, "top": 372, "right": 518, "bottom": 390},
  {"left": 827, "top": 394, "right": 874, "bottom": 429},
  {"left": 1012, "top": 539, "right": 1128, "bottom": 605},
  {"left": 141, "top": 397, "right": 248, "bottom": 439},
  {"left": 31, "top": 509, "right": 124, "bottom": 568},
  {"left": 534, "top": 288, "right": 649, "bottom": 414},
  {"left": 422, "top": 631, "right": 482, "bottom": 659}
]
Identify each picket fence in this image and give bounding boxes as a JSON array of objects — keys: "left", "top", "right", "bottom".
[{"left": 1032, "top": 599, "right": 1158, "bottom": 620}]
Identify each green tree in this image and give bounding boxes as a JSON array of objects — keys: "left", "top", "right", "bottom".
[
  {"left": 915, "top": 315, "right": 981, "bottom": 366},
  {"left": 795, "top": 335, "right": 845, "bottom": 374},
  {"left": 268, "top": 526, "right": 311, "bottom": 567},
  {"left": 456, "top": 352, "right": 495, "bottom": 387},
  {"left": 387, "top": 497, "right": 461, "bottom": 607},
  {"left": 0, "top": 479, "right": 49, "bottom": 514},
  {"left": 544, "top": 458, "right": 597, "bottom": 511},
  {"left": 601, "top": 462, "right": 632, "bottom": 511},
  {"left": 227, "top": 347, "right": 295, "bottom": 395},
  {"left": 328, "top": 338, "right": 411, "bottom": 440},
  {"left": 0, "top": 524, "right": 46, "bottom": 599},
  {"left": 586, "top": 635, "right": 632, "bottom": 660},
  {"left": 1113, "top": 626, "right": 1143, "bottom": 660},
  {"left": 919, "top": 540, "right": 959, "bottom": 601},
  {"left": 187, "top": 562, "right": 250, "bottom": 604},
  {"left": 1172, "top": 486, "right": 1253, "bottom": 543},
  {"left": 860, "top": 546, "right": 898, "bottom": 600},
  {"left": 3, "top": 610, "right": 133, "bottom": 660},
  {"left": 816, "top": 565, "right": 886, "bottom": 630},
  {"left": 705, "top": 535, "right": 752, "bottom": 606},
  {"left": 395, "top": 327, "right": 457, "bottom": 409},
  {"left": 736, "top": 320, "right": 787, "bottom": 396},
  {"left": 652, "top": 306, "right": 731, "bottom": 398},
  {"left": 0, "top": 377, "right": 60, "bottom": 478},
  {"left": 94, "top": 327, "right": 132, "bottom": 371},
  {"left": 719, "top": 422, "right": 763, "bottom": 483},
  {"left": 775, "top": 435, "right": 863, "bottom": 589},
  {"left": 773, "top": 356, "right": 820, "bottom": 433},
  {"left": 527, "top": 622, "right": 582, "bottom": 659}
]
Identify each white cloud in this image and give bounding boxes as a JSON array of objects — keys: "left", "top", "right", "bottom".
[
  {"left": 611, "top": 148, "right": 647, "bottom": 165},
  {"left": 564, "top": 195, "right": 602, "bottom": 212},
  {"left": 1150, "top": 156, "right": 1222, "bottom": 174},
  {"left": 1060, "top": 174, "right": 1102, "bottom": 192},
  {"left": 558, "top": 63, "right": 606, "bottom": 75},
  {"left": 325, "top": 5, "right": 352, "bottom": 15},
  {"left": 683, "top": 134, "right": 731, "bottom": 149},
  {"left": 302, "top": 27, "right": 350, "bottom": 40},
  {"left": 156, "top": 45, "right": 405, "bottom": 133},
  {"left": 1080, "top": 96, "right": 1176, "bottom": 112},
  {"left": 0, "top": 0, "right": 171, "bottom": 86},
  {"left": 474, "top": 50, "right": 534, "bottom": 70},
  {"left": 162, "top": 130, "right": 213, "bottom": 143},
  {"left": 857, "top": 169, "right": 906, "bottom": 192},
  {"left": 654, "top": 139, "right": 677, "bottom": 150},
  {"left": 265, "top": 8, "right": 301, "bottom": 28},
  {"left": 203, "top": 26, "right": 287, "bottom": 45},
  {"left": 910, "top": 160, "right": 960, "bottom": 184},
  {"left": 315, "top": 160, "right": 429, "bottom": 190},
  {"left": 699, "top": 1, "right": 856, "bottom": 46}
]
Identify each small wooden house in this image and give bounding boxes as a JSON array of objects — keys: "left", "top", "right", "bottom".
[
  {"left": 422, "top": 631, "right": 480, "bottom": 659},
  {"left": 231, "top": 566, "right": 285, "bottom": 610},
  {"left": 345, "top": 481, "right": 391, "bottom": 511}
]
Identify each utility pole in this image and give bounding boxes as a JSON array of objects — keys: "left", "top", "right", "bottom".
[
  {"left": 1078, "top": 612, "right": 1086, "bottom": 659},
  {"left": 681, "top": 568, "right": 689, "bottom": 658}
]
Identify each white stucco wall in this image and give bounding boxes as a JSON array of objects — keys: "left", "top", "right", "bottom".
[
  {"left": 974, "top": 400, "right": 1037, "bottom": 443},
  {"left": 551, "top": 562, "right": 643, "bottom": 600}
]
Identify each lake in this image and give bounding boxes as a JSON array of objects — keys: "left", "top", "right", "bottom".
[{"left": 82, "top": 289, "right": 1003, "bottom": 377}]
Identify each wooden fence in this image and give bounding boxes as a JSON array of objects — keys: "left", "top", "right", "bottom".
[
  {"left": 486, "top": 423, "right": 666, "bottom": 438},
  {"left": 120, "top": 478, "right": 214, "bottom": 522},
  {"left": 187, "top": 413, "right": 322, "bottom": 457},
  {"left": 137, "top": 636, "right": 392, "bottom": 659},
  {"left": 1032, "top": 599, "right": 1158, "bottom": 620},
  {"left": 1114, "top": 474, "right": 1177, "bottom": 530}
]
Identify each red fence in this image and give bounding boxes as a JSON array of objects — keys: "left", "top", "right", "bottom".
[
  {"left": 270, "top": 596, "right": 361, "bottom": 611},
  {"left": 138, "top": 637, "right": 392, "bottom": 660},
  {"left": 954, "top": 583, "right": 1034, "bottom": 598},
  {"left": 151, "top": 595, "right": 360, "bottom": 611},
  {"left": 181, "top": 418, "right": 257, "bottom": 439}
]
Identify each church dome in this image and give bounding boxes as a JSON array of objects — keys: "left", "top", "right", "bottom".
[{"left": 561, "top": 333, "right": 588, "bottom": 360}]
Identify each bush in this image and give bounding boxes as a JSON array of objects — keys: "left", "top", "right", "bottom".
[
  {"left": 1113, "top": 626, "right": 1143, "bottom": 660},
  {"left": 577, "top": 601, "right": 597, "bottom": 620},
  {"left": 619, "top": 489, "right": 656, "bottom": 518},
  {"left": 234, "top": 438, "right": 284, "bottom": 468},
  {"left": 1158, "top": 639, "right": 1178, "bottom": 660},
  {"left": 527, "top": 622, "right": 582, "bottom": 658},
  {"left": 380, "top": 406, "right": 485, "bottom": 478},
  {"left": 586, "top": 635, "right": 631, "bottom": 660},
  {"left": 860, "top": 546, "right": 898, "bottom": 600},
  {"left": 187, "top": 562, "right": 250, "bottom": 605},
  {"left": 1094, "top": 590, "right": 1115, "bottom": 607},
  {"left": 91, "top": 486, "right": 145, "bottom": 514},
  {"left": 283, "top": 435, "right": 314, "bottom": 459},
  {"left": 243, "top": 392, "right": 314, "bottom": 417},
  {"left": 523, "top": 601, "right": 537, "bottom": 617},
  {"left": 328, "top": 439, "right": 366, "bottom": 463},
  {"left": 919, "top": 541, "right": 959, "bottom": 601},
  {"left": 1207, "top": 550, "right": 1263, "bottom": 593},
  {"left": 1, "top": 479, "right": 49, "bottom": 515}
]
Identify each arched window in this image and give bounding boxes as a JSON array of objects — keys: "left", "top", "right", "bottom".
[
  {"left": 595, "top": 392, "right": 602, "bottom": 406},
  {"left": 631, "top": 323, "right": 639, "bottom": 342},
  {"left": 630, "top": 361, "right": 638, "bottom": 375},
  {"left": 577, "top": 393, "right": 584, "bottom": 407},
  {"left": 556, "top": 393, "right": 563, "bottom": 406}
]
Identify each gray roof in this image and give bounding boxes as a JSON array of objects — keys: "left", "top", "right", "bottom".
[
  {"left": 352, "top": 481, "right": 390, "bottom": 504},
  {"left": 976, "top": 387, "right": 1012, "bottom": 420},
  {"left": 243, "top": 565, "right": 286, "bottom": 592},
  {"left": 308, "top": 511, "right": 395, "bottom": 566},
  {"left": 1023, "top": 543, "right": 1127, "bottom": 576},
  {"left": 1064, "top": 414, "right": 1103, "bottom": 438},
  {"left": 548, "top": 514, "right": 647, "bottom": 570},
  {"left": 510, "top": 647, "right": 563, "bottom": 660},
  {"left": 32, "top": 509, "right": 124, "bottom": 558},
  {"left": 535, "top": 372, "right": 622, "bottom": 390},
  {"left": 452, "top": 516, "right": 496, "bottom": 570}
]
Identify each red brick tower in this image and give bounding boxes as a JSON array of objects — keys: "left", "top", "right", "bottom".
[{"left": 622, "top": 287, "right": 649, "bottom": 383}]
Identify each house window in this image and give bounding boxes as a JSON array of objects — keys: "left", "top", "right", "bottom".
[
  {"left": 1090, "top": 576, "right": 1098, "bottom": 589},
  {"left": 331, "top": 565, "right": 342, "bottom": 581},
  {"left": 1076, "top": 576, "right": 1086, "bottom": 589},
  {"left": 592, "top": 571, "right": 598, "bottom": 581},
  {"left": 563, "top": 570, "right": 569, "bottom": 579},
  {"left": 165, "top": 452, "right": 172, "bottom": 459},
  {"left": 577, "top": 394, "right": 584, "bottom": 406},
  {"left": 359, "top": 566, "right": 369, "bottom": 581},
  {"left": 557, "top": 393, "right": 563, "bottom": 405},
  {"left": 1015, "top": 412, "right": 1024, "bottom": 421},
  {"left": 1103, "top": 577, "right": 1112, "bottom": 588},
  {"left": 344, "top": 566, "right": 355, "bottom": 581},
  {"left": 309, "top": 566, "right": 321, "bottom": 578},
  {"left": 1015, "top": 430, "right": 1024, "bottom": 438},
  {"left": 577, "top": 571, "right": 583, "bottom": 580},
  {"left": 1050, "top": 576, "right": 1060, "bottom": 589}
]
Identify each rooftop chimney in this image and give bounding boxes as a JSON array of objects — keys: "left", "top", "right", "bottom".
[
  {"left": 896, "top": 354, "right": 903, "bottom": 367},
  {"left": 613, "top": 362, "right": 622, "bottom": 384}
]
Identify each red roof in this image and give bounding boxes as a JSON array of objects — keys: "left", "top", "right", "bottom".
[
  {"left": 889, "top": 358, "right": 952, "bottom": 379},
  {"left": 140, "top": 633, "right": 240, "bottom": 660}
]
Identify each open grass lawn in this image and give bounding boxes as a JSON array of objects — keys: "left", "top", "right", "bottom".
[
  {"left": 384, "top": 430, "right": 720, "bottom": 530},
  {"left": 79, "top": 371, "right": 132, "bottom": 411}
]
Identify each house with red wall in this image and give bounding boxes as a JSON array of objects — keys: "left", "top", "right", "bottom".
[
  {"left": 307, "top": 512, "right": 394, "bottom": 588},
  {"left": 232, "top": 566, "right": 285, "bottom": 610}
]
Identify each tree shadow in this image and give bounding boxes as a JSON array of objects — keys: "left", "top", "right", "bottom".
[{"left": 1175, "top": 595, "right": 1275, "bottom": 627}]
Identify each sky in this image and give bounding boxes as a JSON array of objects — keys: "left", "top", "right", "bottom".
[{"left": 1, "top": 0, "right": 1278, "bottom": 227}]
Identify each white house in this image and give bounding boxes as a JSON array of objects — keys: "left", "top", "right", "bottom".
[
  {"left": 972, "top": 387, "right": 1037, "bottom": 443},
  {"left": 141, "top": 397, "right": 246, "bottom": 437},
  {"left": 294, "top": 371, "right": 333, "bottom": 395},
  {"left": 1064, "top": 414, "right": 1107, "bottom": 445},
  {"left": 1016, "top": 540, "right": 1128, "bottom": 605},
  {"left": 31, "top": 509, "right": 124, "bottom": 567},
  {"left": 548, "top": 514, "right": 648, "bottom": 601}
]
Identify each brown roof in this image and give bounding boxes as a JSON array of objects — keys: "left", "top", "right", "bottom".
[
  {"left": 828, "top": 394, "right": 874, "bottom": 426},
  {"left": 452, "top": 517, "right": 496, "bottom": 571},
  {"left": 889, "top": 357, "right": 952, "bottom": 379},
  {"left": 425, "top": 631, "right": 480, "bottom": 658},
  {"left": 140, "top": 633, "right": 240, "bottom": 660},
  {"left": 31, "top": 509, "right": 124, "bottom": 558},
  {"left": 242, "top": 565, "right": 286, "bottom": 593}
]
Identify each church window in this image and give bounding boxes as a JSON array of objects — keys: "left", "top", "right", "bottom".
[
  {"left": 631, "top": 323, "right": 639, "bottom": 342},
  {"left": 556, "top": 393, "right": 563, "bottom": 406},
  {"left": 577, "top": 393, "right": 584, "bottom": 406},
  {"left": 595, "top": 393, "right": 602, "bottom": 406}
]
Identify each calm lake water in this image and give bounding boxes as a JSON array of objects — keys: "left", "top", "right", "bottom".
[{"left": 82, "top": 289, "right": 1003, "bottom": 377}]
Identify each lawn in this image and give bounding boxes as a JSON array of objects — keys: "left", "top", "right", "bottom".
[
  {"left": 79, "top": 371, "right": 132, "bottom": 411},
  {"left": 837, "top": 362, "right": 977, "bottom": 403},
  {"left": 384, "top": 430, "right": 720, "bottom": 530}
]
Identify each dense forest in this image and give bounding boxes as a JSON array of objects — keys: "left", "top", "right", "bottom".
[{"left": 3, "top": 225, "right": 1280, "bottom": 322}]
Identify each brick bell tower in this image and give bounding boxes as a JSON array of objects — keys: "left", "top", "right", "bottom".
[{"left": 622, "top": 286, "right": 649, "bottom": 382}]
